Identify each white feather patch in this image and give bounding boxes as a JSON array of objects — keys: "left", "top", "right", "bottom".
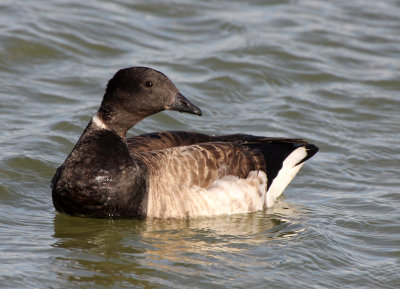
[
  {"left": 92, "top": 115, "right": 109, "bottom": 130},
  {"left": 265, "top": 147, "right": 307, "bottom": 208}
]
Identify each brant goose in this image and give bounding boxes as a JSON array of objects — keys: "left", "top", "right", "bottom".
[{"left": 51, "top": 67, "right": 318, "bottom": 218}]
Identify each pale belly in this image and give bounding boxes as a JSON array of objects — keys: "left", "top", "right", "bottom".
[{"left": 146, "top": 171, "right": 268, "bottom": 218}]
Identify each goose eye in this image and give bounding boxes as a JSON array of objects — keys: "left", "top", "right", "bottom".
[{"left": 145, "top": 81, "right": 153, "bottom": 87}]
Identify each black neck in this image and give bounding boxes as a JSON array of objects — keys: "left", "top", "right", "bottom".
[{"left": 97, "top": 105, "right": 144, "bottom": 138}]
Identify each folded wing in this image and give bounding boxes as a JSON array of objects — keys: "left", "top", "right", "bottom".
[{"left": 128, "top": 131, "right": 318, "bottom": 218}]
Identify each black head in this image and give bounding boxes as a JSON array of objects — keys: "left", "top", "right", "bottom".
[{"left": 98, "top": 67, "right": 202, "bottom": 137}]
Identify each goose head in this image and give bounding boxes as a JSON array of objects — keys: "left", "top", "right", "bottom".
[{"left": 96, "top": 67, "right": 202, "bottom": 137}]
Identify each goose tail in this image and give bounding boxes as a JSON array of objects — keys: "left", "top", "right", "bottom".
[{"left": 244, "top": 138, "right": 318, "bottom": 208}]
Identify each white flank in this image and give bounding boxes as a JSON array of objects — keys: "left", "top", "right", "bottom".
[
  {"left": 147, "top": 171, "right": 268, "bottom": 218},
  {"left": 265, "top": 147, "right": 307, "bottom": 208},
  {"left": 92, "top": 115, "right": 109, "bottom": 130},
  {"left": 145, "top": 146, "right": 309, "bottom": 218}
]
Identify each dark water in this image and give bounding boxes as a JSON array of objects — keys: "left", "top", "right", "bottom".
[{"left": 1, "top": 0, "right": 400, "bottom": 288}]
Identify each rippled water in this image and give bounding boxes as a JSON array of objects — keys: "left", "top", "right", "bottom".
[{"left": 1, "top": 0, "right": 400, "bottom": 288}]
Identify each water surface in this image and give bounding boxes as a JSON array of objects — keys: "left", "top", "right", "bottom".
[{"left": 1, "top": 0, "right": 400, "bottom": 288}]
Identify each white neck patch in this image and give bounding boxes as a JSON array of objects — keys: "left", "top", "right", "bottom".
[{"left": 92, "top": 115, "right": 109, "bottom": 130}]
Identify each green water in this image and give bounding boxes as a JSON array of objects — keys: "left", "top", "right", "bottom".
[{"left": 1, "top": 0, "right": 400, "bottom": 288}]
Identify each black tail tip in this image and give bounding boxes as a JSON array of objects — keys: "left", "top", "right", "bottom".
[
  {"left": 296, "top": 143, "right": 319, "bottom": 166},
  {"left": 307, "top": 143, "right": 319, "bottom": 157}
]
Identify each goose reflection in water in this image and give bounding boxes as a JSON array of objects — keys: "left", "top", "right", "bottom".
[{"left": 51, "top": 201, "right": 305, "bottom": 285}]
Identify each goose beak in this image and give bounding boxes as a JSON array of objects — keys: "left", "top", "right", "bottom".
[{"left": 168, "top": 93, "right": 202, "bottom": 116}]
